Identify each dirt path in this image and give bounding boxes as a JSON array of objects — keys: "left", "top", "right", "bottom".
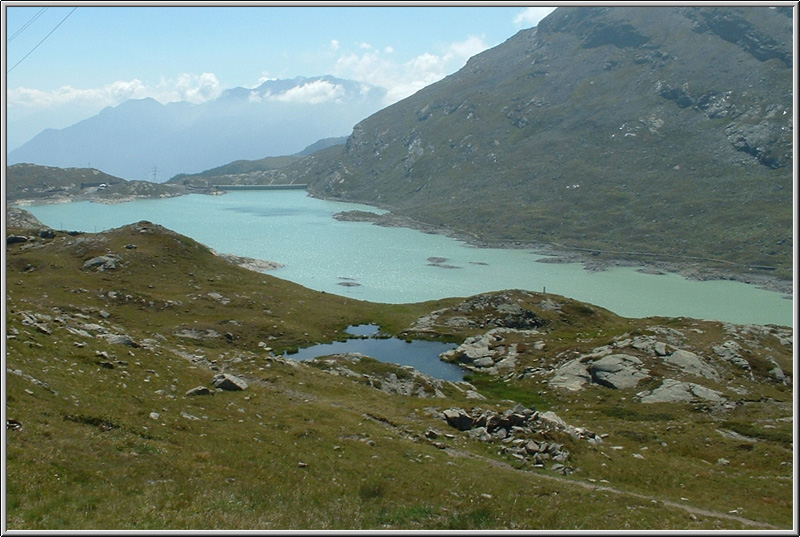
[
  {"left": 358, "top": 410, "right": 781, "bottom": 530},
  {"left": 440, "top": 444, "right": 780, "bottom": 530}
]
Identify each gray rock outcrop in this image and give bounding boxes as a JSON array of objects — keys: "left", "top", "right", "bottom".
[
  {"left": 549, "top": 358, "right": 592, "bottom": 391},
  {"left": 663, "top": 349, "right": 719, "bottom": 380},
  {"left": 440, "top": 328, "right": 530, "bottom": 373},
  {"left": 637, "top": 379, "right": 725, "bottom": 404}
]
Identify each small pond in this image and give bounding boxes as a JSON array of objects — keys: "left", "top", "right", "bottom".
[{"left": 285, "top": 325, "right": 464, "bottom": 381}]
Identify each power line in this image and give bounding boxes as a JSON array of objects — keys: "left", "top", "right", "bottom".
[
  {"left": 8, "top": 7, "right": 49, "bottom": 42},
  {"left": 7, "top": 7, "right": 77, "bottom": 74}
]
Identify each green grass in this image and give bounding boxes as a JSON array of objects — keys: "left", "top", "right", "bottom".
[{"left": 5, "top": 222, "right": 793, "bottom": 530}]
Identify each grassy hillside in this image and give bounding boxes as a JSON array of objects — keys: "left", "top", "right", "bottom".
[
  {"left": 288, "top": 7, "right": 793, "bottom": 280},
  {"left": 5, "top": 216, "right": 793, "bottom": 530}
]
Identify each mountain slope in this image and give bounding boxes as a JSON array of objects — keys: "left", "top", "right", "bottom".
[
  {"left": 7, "top": 76, "right": 386, "bottom": 182},
  {"left": 291, "top": 7, "right": 793, "bottom": 278}
]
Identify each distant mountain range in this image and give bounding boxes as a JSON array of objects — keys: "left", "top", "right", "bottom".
[
  {"left": 7, "top": 76, "right": 386, "bottom": 182},
  {"left": 285, "top": 6, "right": 793, "bottom": 278}
]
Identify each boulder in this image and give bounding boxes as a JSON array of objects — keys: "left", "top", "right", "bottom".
[
  {"left": 83, "top": 254, "right": 122, "bottom": 272},
  {"left": 210, "top": 373, "right": 248, "bottom": 391},
  {"left": 443, "top": 408, "right": 473, "bottom": 431},
  {"left": 589, "top": 354, "right": 649, "bottom": 389},
  {"left": 7, "top": 235, "right": 28, "bottom": 244}
]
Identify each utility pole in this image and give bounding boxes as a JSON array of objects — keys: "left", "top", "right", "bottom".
[{"left": 151, "top": 166, "right": 159, "bottom": 182}]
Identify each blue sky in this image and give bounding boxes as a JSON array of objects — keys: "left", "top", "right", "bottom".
[{"left": 3, "top": 3, "right": 557, "bottom": 149}]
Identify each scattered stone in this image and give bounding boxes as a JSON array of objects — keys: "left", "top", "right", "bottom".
[{"left": 149, "top": 412, "right": 160, "bottom": 420}]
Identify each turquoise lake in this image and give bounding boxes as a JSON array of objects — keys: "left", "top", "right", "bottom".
[{"left": 19, "top": 191, "right": 793, "bottom": 327}]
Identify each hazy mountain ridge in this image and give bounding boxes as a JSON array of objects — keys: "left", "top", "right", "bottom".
[
  {"left": 7, "top": 76, "right": 386, "bottom": 182},
  {"left": 289, "top": 6, "right": 792, "bottom": 279}
]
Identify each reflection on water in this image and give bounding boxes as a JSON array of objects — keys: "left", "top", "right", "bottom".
[{"left": 343, "top": 324, "right": 381, "bottom": 337}]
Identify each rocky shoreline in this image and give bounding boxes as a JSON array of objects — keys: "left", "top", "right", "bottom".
[{"left": 332, "top": 209, "right": 793, "bottom": 299}]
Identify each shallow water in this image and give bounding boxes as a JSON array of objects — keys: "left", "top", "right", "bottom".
[
  {"left": 20, "top": 191, "right": 793, "bottom": 327},
  {"left": 286, "top": 334, "right": 462, "bottom": 381}
]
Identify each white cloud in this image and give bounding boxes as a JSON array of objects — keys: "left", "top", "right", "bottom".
[
  {"left": 330, "top": 39, "right": 340, "bottom": 51},
  {"left": 158, "top": 72, "right": 222, "bottom": 104},
  {"left": 333, "top": 34, "right": 490, "bottom": 104},
  {"left": 7, "top": 79, "right": 148, "bottom": 109},
  {"left": 513, "top": 7, "right": 556, "bottom": 28},
  {"left": 264, "top": 79, "right": 346, "bottom": 104},
  {"left": 7, "top": 72, "right": 222, "bottom": 110}
]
